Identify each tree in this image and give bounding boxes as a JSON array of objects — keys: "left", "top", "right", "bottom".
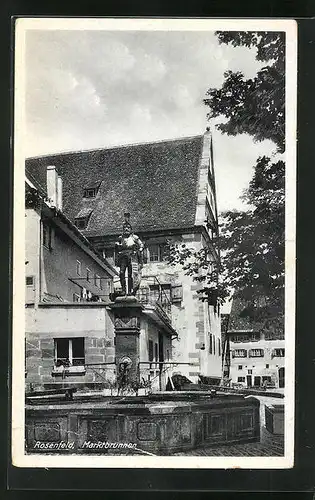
[
  {"left": 204, "top": 31, "right": 285, "bottom": 152},
  {"left": 220, "top": 156, "right": 285, "bottom": 324},
  {"left": 167, "top": 31, "right": 285, "bottom": 328}
]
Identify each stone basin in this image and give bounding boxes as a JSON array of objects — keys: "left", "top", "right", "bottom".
[{"left": 25, "top": 392, "right": 260, "bottom": 455}]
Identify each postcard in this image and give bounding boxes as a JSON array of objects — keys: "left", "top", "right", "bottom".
[{"left": 12, "top": 17, "right": 297, "bottom": 468}]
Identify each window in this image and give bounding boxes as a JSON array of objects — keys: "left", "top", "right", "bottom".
[
  {"left": 232, "top": 349, "right": 247, "bottom": 358},
  {"left": 54, "top": 337, "right": 85, "bottom": 366},
  {"left": 76, "top": 260, "right": 81, "bottom": 275},
  {"left": 218, "top": 338, "right": 221, "bottom": 356},
  {"left": 26, "top": 275, "right": 36, "bottom": 304},
  {"left": 73, "top": 293, "right": 81, "bottom": 302},
  {"left": 104, "top": 248, "right": 115, "bottom": 262},
  {"left": 74, "top": 208, "right": 93, "bottom": 230},
  {"left": 213, "top": 336, "right": 216, "bottom": 355},
  {"left": 209, "top": 333, "right": 213, "bottom": 354},
  {"left": 248, "top": 369, "right": 252, "bottom": 374},
  {"left": 238, "top": 365, "right": 243, "bottom": 370},
  {"left": 266, "top": 364, "right": 270, "bottom": 369},
  {"left": 74, "top": 217, "right": 89, "bottom": 230},
  {"left": 272, "top": 348, "right": 285, "bottom": 358},
  {"left": 86, "top": 268, "right": 91, "bottom": 282},
  {"left": 148, "top": 244, "right": 159, "bottom": 262},
  {"left": 147, "top": 243, "right": 168, "bottom": 262},
  {"left": 148, "top": 340, "right": 154, "bottom": 362},
  {"left": 154, "top": 342, "right": 159, "bottom": 361},
  {"left": 26, "top": 276, "right": 34, "bottom": 286},
  {"left": 42, "top": 222, "right": 53, "bottom": 249},
  {"left": 249, "top": 349, "right": 264, "bottom": 358},
  {"left": 94, "top": 274, "right": 101, "bottom": 288},
  {"left": 237, "top": 377, "right": 245, "bottom": 383},
  {"left": 83, "top": 188, "right": 97, "bottom": 198},
  {"left": 150, "top": 285, "right": 160, "bottom": 303}
]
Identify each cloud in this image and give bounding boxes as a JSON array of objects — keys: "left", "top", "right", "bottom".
[
  {"left": 134, "top": 51, "right": 167, "bottom": 83},
  {"left": 130, "top": 103, "right": 152, "bottom": 123}
]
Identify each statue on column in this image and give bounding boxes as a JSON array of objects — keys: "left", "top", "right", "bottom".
[{"left": 115, "top": 213, "right": 144, "bottom": 295}]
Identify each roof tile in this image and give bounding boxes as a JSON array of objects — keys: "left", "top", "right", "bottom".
[{"left": 26, "top": 135, "right": 204, "bottom": 235}]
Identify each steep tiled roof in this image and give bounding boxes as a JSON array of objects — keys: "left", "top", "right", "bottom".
[
  {"left": 228, "top": 296, "right": 284, "bottom": 339},
  {"left": 25, "top": 135, "right": 204, "bottom": 236}
]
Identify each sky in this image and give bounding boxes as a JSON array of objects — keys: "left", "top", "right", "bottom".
[{"left": 24, "top": 29, "right": 278, "bottom": 212}]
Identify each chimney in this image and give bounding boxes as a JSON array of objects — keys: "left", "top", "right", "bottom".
[
  {"left": 57, "top": 175, "right": 63, "bottom": 211},
  {"left": 47, "top": 166, "right": 63, "bottom": 210},
  {"left": 47, "top": 166, "right": 58, "bottom": 207}
]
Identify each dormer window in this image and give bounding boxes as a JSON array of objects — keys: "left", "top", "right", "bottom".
[
  {"left": 74, "top": 208, "right": 93, "bottom": 230},
  {"left": 83, "top": 188, "right": 97, "bottom": 198},
  {"left": 75, "top": 217, "right": 89, "bottom": 230},
  {"left": 83, "top": 183, "right": 100, "bottom": 199}
]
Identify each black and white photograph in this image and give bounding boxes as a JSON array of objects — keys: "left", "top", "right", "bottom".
[{"left": 12, "top": 18, "right": 296, "bottom": 468}]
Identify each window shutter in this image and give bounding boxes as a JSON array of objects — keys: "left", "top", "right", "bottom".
[{"left": 171, "top": 284, "right": 183, "bottom": 303}]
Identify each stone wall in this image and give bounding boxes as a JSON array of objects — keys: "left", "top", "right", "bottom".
[{"left": 25, "top": 304, "right": 115, "bottom": 390}]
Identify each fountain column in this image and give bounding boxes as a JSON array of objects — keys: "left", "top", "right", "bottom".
[{"left": 111, "top": 296, "right": 143, "bottom": 385}]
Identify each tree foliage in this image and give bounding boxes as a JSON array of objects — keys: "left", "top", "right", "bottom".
[
  {"left": 168, "top": 31, "right": 285, "bottom": 328},
  {"left": 204, "top": 31, "right": 285, "bottom": 152},
  {"left": 167, "top": 243, "right": 229, "bottom": 306},
  {"left": 220, "top": 156, "right": 285, "bottom": 322}
]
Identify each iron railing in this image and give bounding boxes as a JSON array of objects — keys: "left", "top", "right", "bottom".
[{"left": 136, "top": 275, "right": 172, "bottom": 323}]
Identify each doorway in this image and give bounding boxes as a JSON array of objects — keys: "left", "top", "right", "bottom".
[
  {"left": 246, "top": 375, "right": 252, "bottom": 387},
  {"left": 254, "top": 376, "right": 261, "bottom": 387},
  {"left": 279, "top": 367, "right": 285, "bottom": 388}
]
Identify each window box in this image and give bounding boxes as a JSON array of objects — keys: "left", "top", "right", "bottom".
[{"left": 52, "top": 365, "right": 86, "bottom": 376}]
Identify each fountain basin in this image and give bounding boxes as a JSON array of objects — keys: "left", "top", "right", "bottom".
[{"left": 25, "top": 392, "right": 260, "bottom": 455}]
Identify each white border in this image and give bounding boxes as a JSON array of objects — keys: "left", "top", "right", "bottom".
[{"left": 12, "top": 17, "right": 297, "bottom": 469}]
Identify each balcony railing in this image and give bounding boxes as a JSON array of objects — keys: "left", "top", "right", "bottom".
[{"left": 136, "top": 275, "right": 172, "bottom": 324}]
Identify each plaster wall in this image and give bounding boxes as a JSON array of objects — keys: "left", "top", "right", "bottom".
[
  {"left": 141, "top": 232, "right": 221, "bottom": 383},
  {"left": 230, "top": 339, "right": 285, "bottom": 388}
]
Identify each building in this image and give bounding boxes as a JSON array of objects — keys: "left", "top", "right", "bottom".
[
  {"left": 227, "top": 299, "right": 285, "bottom": 389},
  {"left": 26, "top": 129, "right": 222, "bottom": 383},
  {"left": 25, "top": 167, "right": 176, "bottom": 392},
  {"left": 229, "top": 330, "right": 285, "bottom": 389}
]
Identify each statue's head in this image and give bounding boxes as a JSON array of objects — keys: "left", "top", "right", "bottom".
[
  {"left": 122, "top": 222, "right": 132, "bottom": 236},
  {"left": 122, "top": 212, "right": 132, "bottom": 236}
]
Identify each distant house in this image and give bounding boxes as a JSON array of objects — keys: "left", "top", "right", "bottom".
[
  {"left": 26, "top": 129, "right": 222, "bottom": 383},
  {"left": 25, "top": 167, "right": 176, "bottom": 391},
  {"left": 226, "top": 299, "right": 285, "bottom": 389}
]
